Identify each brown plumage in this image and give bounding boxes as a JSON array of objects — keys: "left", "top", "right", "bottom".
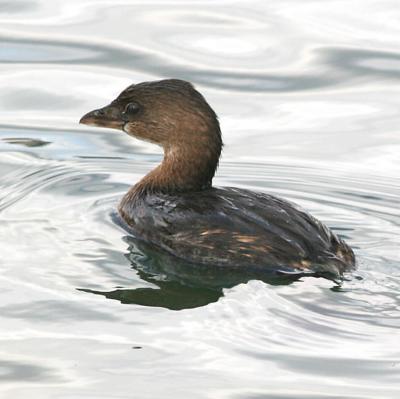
[{"left": 80, "top": 79, "right": 356, "bottom": 280}]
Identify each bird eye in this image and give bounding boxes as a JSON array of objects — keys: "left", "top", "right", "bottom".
[{"left": 124, "top": 102, "right": 140, "bottom": 115}]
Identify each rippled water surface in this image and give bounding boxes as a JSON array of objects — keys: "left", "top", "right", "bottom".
[{"left": 1, "top": 1, "right": 400, "bottom": 398}]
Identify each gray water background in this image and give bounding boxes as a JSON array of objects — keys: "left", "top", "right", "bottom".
[{"left": 0, "top": 0, "right": 399, "bottom": 398}]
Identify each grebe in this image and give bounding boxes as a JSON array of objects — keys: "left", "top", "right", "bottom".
[{"left": 80, "top": 79, "right": 355, "bottom": 280}]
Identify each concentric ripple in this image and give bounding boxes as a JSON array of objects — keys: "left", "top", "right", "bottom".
[{"left": 0, "top": 141, "right": 399, "bottom": 398}]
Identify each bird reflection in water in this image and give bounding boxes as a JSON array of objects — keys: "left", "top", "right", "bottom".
[{"left": 79, "top": 234, "right": 324, "bottom": 311}]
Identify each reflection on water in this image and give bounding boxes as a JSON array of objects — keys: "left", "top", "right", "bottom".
[
  {"left": 0, "top": 0, "right": 400, "bottom": 398},
  {"left": 0, "top": 360, "right": 64, "bottom": 383},
  {"left": 2, "top": 137, "right": 50, "bottom": 147},
  {"left": 5, "top": 34, "right": 400, "bottom": 92},
  {"left": 79, "top": 234, "right": 314, "bottom": 310}
]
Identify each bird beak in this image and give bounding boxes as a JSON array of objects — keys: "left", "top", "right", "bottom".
[{"left": 79, "top": 104, "right": 125, "bottom": 130}]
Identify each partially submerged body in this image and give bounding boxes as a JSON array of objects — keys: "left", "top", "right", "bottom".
[{"left": 119, "top": 187, "right": 354, "bottom": 279}]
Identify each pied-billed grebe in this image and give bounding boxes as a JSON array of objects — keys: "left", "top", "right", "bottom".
[{"left": 80, "top": 79, "right": 355, "bottom": 279}]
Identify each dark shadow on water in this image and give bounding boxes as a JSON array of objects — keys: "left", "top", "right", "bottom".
[
  {"left": 80, "top": 281, "right": 223, "bottom": 310},
  {"left": 79, "top": 235, "right": 315, "bottom": 311},
  {"left": 2, "top": 137, "right": 51, "bottom": 147},
  {"left": 0, "top": 360, "right": 65, "bottom": 383}
]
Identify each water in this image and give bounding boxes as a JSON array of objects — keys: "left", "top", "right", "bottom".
[{"left": 0, "top": 1, "right": 399, "bottom": 397}]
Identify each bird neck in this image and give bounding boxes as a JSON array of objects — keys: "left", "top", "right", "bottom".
[
  {"left": 141, "top": 140, "right": 220, "bottom": 194},
  {"left": 119, "top": 132, "right": 222, "bottom": 215}
]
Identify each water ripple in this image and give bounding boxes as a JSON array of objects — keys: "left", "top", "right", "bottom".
[
  {"left": 3, "top": 34, "right": 400, "bottom": 92},
  {"left": 1, "top": 1, "right": 399, "bottom": 397}
]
